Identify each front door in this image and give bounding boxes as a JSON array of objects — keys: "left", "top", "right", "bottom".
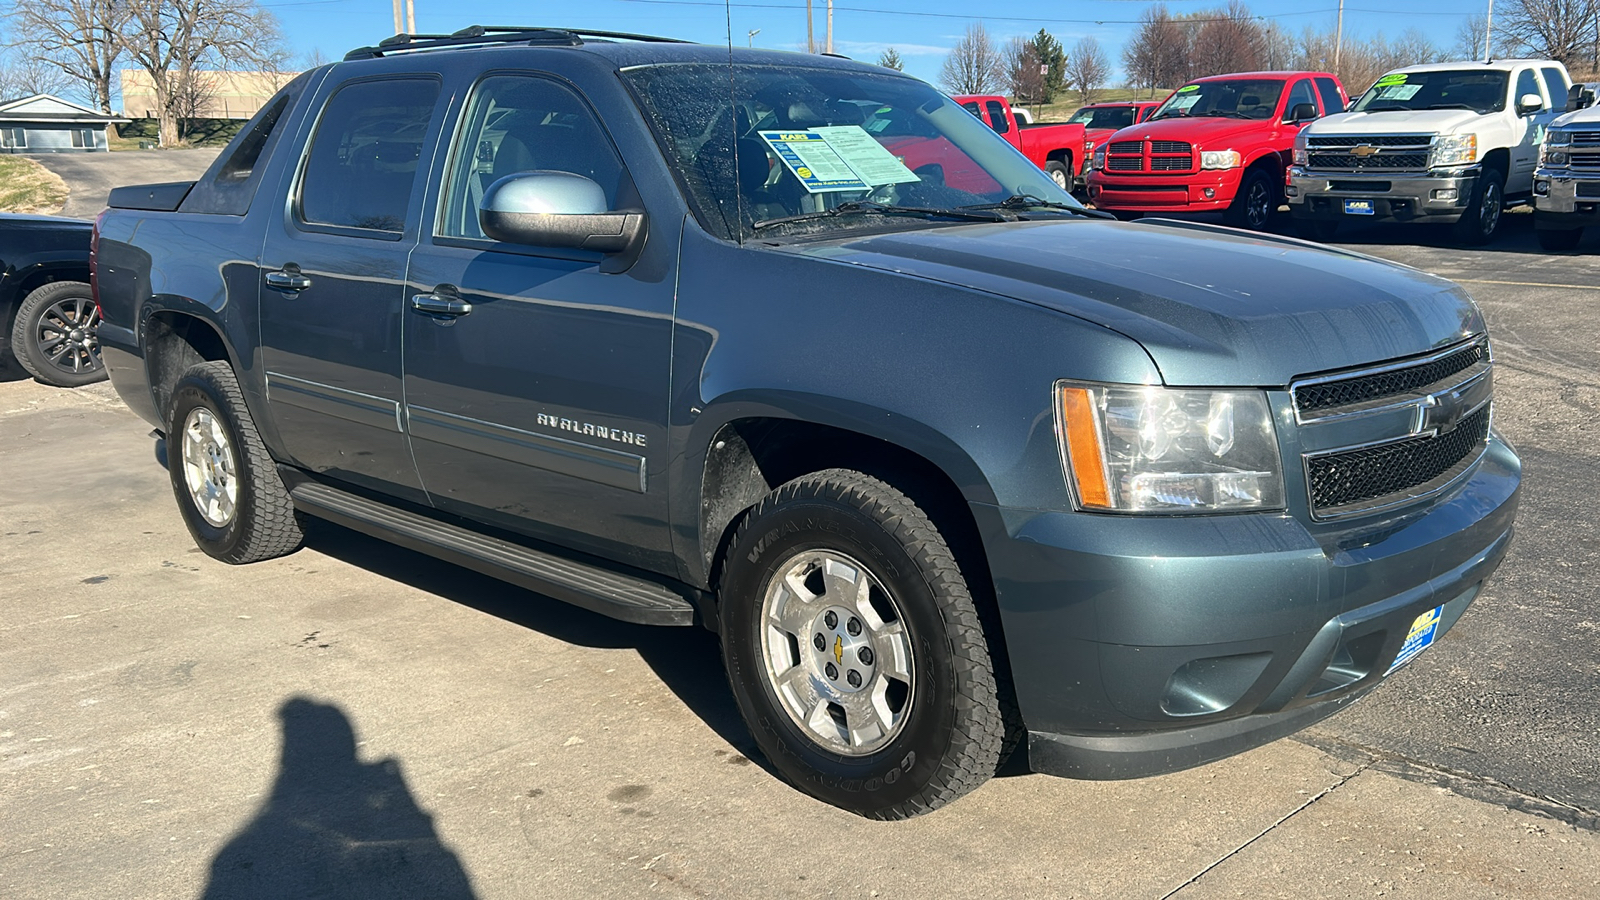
[
  {"left": 258, "top": 76, "right": 444, "bottom": 504},
  {"left": 402, "top": 73, "right": 677, "bottom": 572}
]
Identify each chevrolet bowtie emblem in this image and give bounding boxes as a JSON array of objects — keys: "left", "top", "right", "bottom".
[
  {"left": 834, "top": 635, "right": 844, "bottom": 666},
  {"left": 1350, "top": 144, "right": 1380, "bottom": 158}
]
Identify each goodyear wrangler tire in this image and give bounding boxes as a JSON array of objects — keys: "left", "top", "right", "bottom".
[
  {"left": 166, "top": 361, "right": 305, "bottom": 564},
  {"left": 719, "top": 469, "right": 1003, "bottom": 819}
]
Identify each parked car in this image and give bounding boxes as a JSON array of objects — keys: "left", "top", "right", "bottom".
[
  {"left": 95, "top": 29, "right": 1519, "bottom": 820},
  {"left": 954, "top": 94, "right": 1087, "bottom": 189},
  {"left": 1086, "top": 71, "right": 1347, "bottom": 229},
  {"left": 0, "top": 213, "right": 101, "bottom": 387},
  {"left": 1533, "top": 82, "right": 1600, "bottom": 251},
  {"left": 1289, "top": 60, "right": 1572, "bottom": 244},
  {"left": 1070, "top": 100, "right": 1161, "bottom": 185}
]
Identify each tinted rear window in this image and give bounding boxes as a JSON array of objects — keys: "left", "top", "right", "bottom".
[{"left": 299, "top": 78, "right": 440, "bottom": 233}]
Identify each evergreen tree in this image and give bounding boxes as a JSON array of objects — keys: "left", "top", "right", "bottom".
[
  {"left": 1030, "top": 29, "right": 1066, "bottom": 103},
  {"left": 877, "top": 47, "right": 904, "bottom": 71}
]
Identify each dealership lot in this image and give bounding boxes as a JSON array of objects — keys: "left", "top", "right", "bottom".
[{"left": 3, "top": 214, "right": 1600, "bottom": 898}]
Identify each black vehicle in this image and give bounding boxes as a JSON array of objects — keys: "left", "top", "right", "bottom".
[
  {"left": 0, "top": 214, "right": 102, "bottom": 387},
  {"left": 94, "top": 28, "right": 1519, "bottom": 819}
]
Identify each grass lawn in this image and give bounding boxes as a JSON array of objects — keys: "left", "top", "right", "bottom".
[
  {"left": 1016, "top": 87, "right": 1174, "bottom": 122},
  {"left": 112, "top": 118, "right": 244, "bottom": 150},
  {"left": 0, "top": 156, "right": 68, "bottom": 215}
]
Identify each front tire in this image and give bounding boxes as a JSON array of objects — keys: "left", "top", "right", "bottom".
[
  {"left": 1537, "top": 226, "right": 1583, "bottom": 252},
  {"left": 1452, "top": 167, "right": 1505, "bottom": 245},
  {"left": 10, "top": 281, "right": 106, "bottom": 387},
  {"left": 1225, "top": 168, "right": 1277, "bottom": 230},
  {"left": 166, "top": 361, "right": 304, "bottom": 564},
  {"left": 719, "top": 469, "right": 1003, "bottom": 819}
]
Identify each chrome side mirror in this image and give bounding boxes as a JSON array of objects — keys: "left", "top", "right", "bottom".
[{"left": 479, "top": 171, "right": 646, "bottom": 253}]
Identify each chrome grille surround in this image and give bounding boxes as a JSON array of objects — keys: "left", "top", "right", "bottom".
[
  {"left": 1568, "top": 130, "right": 1600, "bottom": 173},
  {"left": 1305, "top": 133, "right": 1433, "bottom": 173},
  {"left": 1290, "top": 336, "right": 1493, "bottom": 520}
]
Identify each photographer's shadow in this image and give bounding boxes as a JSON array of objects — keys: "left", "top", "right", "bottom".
[{"left": 203, "top": 697, "right": 477, "bottom": 900}]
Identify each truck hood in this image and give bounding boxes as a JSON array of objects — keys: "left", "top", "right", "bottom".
[
  {"left": 777, "top": 218, "right": 1482, "bottom": 387},
  {"left": 1308, "top": 108, "right": 1483, "bottom": 136},
  {"left": 1553, "top": 106, "right": 1600, "bottom": 128},
  {"left": 1107, "top": 115, "right": 1277, "bottom": 149}
]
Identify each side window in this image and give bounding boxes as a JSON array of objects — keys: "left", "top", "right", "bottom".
[
  {"left": 960, "top": 101, "right": 980, "bottom": 118},
  {"left": 984, "top": 100, "right": 1010, "bottom": 134},
  {"left": 1514, "top": 68, "right": 1543, "bottom": 111},
  {"left": 1284, "top": 79, "right": 1317, "bottom": 119},
  {"left": 438, "top": 75, "right": 625, "bottom": 242},
  {"left": 1314, "top": 77, "right": 1345, "bottom": 114},
  {"left": 299, "top": 78, "right": 440, "bottom": 233},
  {"left": 182, "top": 86, "right": 297, "bottom": 216},
  {"left": 1541, "top": 68, "right": 1569, "bottom": 108}
]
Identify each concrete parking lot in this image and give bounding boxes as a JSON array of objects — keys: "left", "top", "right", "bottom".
[
  {"left": 32, "top": 150, "right": 221, "bottom": 219},
  {"left": 3, "top": 211, "right": 1599, "bottom": 898}
]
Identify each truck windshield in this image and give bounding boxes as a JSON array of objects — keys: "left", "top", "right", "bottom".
[
  {"left": 1350, "top": 70, "right": 1510, "bottom": 115},
  {"left": 1068, "top": 106, "right": 1137, "bottom": 130},
  {"left": 1150, "top": 79, "right": 1285, "bottom": 120},
  {"left": 623, "top": 63, "right": 1081, "bottom": 240}
]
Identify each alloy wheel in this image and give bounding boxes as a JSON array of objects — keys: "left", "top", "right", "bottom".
[{"left": 180, "top": 407, "right": 239, "bottom": 528}]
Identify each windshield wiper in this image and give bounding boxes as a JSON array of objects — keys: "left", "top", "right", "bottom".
[
  {"left": 959, "top": 194, "right": 1114, "bottom": 219},
  {"left": 751, "top": 200, "right": 1009, "bottom": 231},
  {"left": 1425, "top": 103, "right": 1477, "bottom": 111},
  {"left": 1195, "top": 110, "right": 1250, "bottom": 119}
]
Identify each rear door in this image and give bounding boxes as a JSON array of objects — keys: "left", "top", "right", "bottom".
[
  {"left": 400, "top": 71, "right": 677, "bottom": 571},
  {"left": 258, "top": 75, "right": 445, "bottom": 503}
]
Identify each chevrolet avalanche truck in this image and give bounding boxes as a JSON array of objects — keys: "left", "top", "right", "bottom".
[
  {"left": 1086, "top": 71, "right": 1347, "bottom": 229},
  {"left": 93, "top": 28, "right": 1520, "bottom": 820},
  {"left": 1289, "top": 60, "right": 1571, "bottom": 244},
  {"left": 1533, "top": 83, "right": 1600, "bottom": 251}
]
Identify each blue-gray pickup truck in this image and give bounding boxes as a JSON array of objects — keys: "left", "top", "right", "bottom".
[{"left": 93, "top": 27, "right": 1520, "bottom": 819}]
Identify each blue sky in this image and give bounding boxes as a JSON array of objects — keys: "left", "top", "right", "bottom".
[{"left": 263, "top": 1, "right": 1494, "bottom": 87}]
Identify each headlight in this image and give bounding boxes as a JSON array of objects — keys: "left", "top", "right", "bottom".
[
  {"left": 1092, "top": 146, "right": 1106, "bottom": 170},
  {"left": 1429, "top": 134, "right": 1478, "bottom": 167},
  {"left": 1056, "top": 383, "right": 1284, "bottom": 513},
  {"left": 1292, "top": 131, "right": 1308, "bottom": 166},
  {"left": 1200, "top": 150, "right": 1242, "bottom": 169},
  {"left": 1545, "top": 128, "right": 1572, "bottom": 146},
  {"left": 1542, "top": 129, "right": 1571, "bottom": 167}
]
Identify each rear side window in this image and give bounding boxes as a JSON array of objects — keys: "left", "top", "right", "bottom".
[
  {"left": 1284, "top": 79, "right": 1317, "bottom": 118},
  {"left": 984, "top": 100, "right": 1010, "bottom": 134},
  {"left": 438, "top": 75, "right": 624, "bottom": 242},
  {"left": 181, "top": 72, "right": 311, "bottom": 216},
  {"left": 1314, "top": 77, "right": 1344, "bottom": 114},
  {"left": 299, "top": 78, "right": 441, "bottom": 233},
  {"left": 1541, "top": 67, "right": 1569, "bottom": 107},
  {"left": 1514, "top": 69, "right": 1543, "bottom": 110}
]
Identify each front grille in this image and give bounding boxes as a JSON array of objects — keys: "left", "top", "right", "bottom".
[
  {"left": 1103, "top": 140, "right": 1193, "bottom": 174},
  {"left": 1109, "top": 141, "right": 1143, "bottom": 154},
  {"left": 1295, "top": 341, "right": 1486, "bottom": 416},
  {"left": 1306, "top": 405, "right": 1489, "bottom": 514},
  {"left": 1308, "top": 152, "right": 1429, "bottom": 170},
  {"left": 1150, "top": 140, "right": 1190, "bottom": 154},
  {"left": 1151, "top": 156, "right": 1192, "bottom": 170},
  {"left": 1106, "top": 157, "right": 1143, "bottom": 171},
  {"left": 1572, "top": 131, "right": 1600, "bottom": 147},
  {"left": 1578, "top": 181, "right": 1600, "bottom": 199},
  {"left": 1306, "top": 135, "right": 1428, "bottom": 147}
]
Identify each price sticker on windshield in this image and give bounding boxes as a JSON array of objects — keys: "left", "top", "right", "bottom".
[
  {"left": 1374, "top": 73, "right": 1409, "bottom": 88},
  {"left": 759, "top": 131, "right": 870, "bottom": 193}
]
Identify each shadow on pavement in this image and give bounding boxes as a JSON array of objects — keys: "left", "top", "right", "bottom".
[
  {"left": 301, "top": 519, "right": 769, "bottom": 770},
  {"left": 202, "top": 697, "right": 478, "bottom": 900}
]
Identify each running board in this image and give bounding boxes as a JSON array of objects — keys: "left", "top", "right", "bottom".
[{"left": 289, "top": 482, "right": 699, "bottom": 626}]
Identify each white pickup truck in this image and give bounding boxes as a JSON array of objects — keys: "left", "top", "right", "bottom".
[
  {"left": 1288, "top": 59, "right": 1571, "bottom": 244},
  {"left": 1533, "top": 83, "right": 1600, "bottom": 251}
]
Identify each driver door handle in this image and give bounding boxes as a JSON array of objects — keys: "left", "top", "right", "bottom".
[
  {"left": 264, "top": 268, "right": 312, "bottom": 292},
  {"left": 411, "top": 290, "right": 473, "bottom": 318}
]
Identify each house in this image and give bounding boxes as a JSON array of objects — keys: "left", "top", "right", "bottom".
[
  {"left": 0, "top": 94, "right": 128, "bottom": 153},
  {"left": 120, "top": 70, "right": 298, "bottom": 120}
]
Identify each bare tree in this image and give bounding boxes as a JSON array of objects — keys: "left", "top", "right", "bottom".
[
  {"left": 0, "top": 46, "right": 78, "bottom": 99},
  {"left": 1123, "top": 5, "right": 1189, "bottom": 96},
  {"left": 1495, "top": 0, "right": 1600, "bottom": 67},
  {"left": 7, "top": 0, "right": 127, "bottom": 114},
  {"left": 940, "top": 22, "right": 1005, "bottom": 95},
  {"left": 120, "top": 0, "right": 287, "bottom": 146},
  {"left": 301, "top": 47, "right": 332, "bottom": 70},
  {"left": 1066, "top": 36, "right": 1110, "bottom": 105},
  {"left": 1188, "top": 2, "right": 1265, "bottom": 79},
  {"left": 1004, "top": 37, "right": 1043, "bottom": 103},
  {"left": 1454, "top": 14, "right": 1492, "bottom": 61}
]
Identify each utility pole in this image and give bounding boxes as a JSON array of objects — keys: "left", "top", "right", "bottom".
[
  {"left": 392, "top": 0, "right": 403, "bottom": 35},
  {"left": 806, "top": 1, "right": 814, "bottom": 53},
  {"left": 406, "top": 0, "right": 415, "bottom": 34},
  {"left": 826, "top": 0, "right": 834, "bottom": 54},
  {"left": 1484, "top": 0, "right": 1494, "bottom": 62},
  {"left": 1334, "top": 0, "right": 1344, "bottom": 73}
]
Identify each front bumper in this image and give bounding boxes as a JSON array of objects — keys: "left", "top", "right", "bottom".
[
  {"left": 1532, "top": 169, "right": 1600, "bottom": 226},
  {"left": 1287, "top": 167, "right": 1478, "bottom": 224},
  {"left": 977, "top": 434, "right": 1520, "bottom": 780},
  {"left": 1086, "top": 169, "right": 1242, "bottom": 213}
]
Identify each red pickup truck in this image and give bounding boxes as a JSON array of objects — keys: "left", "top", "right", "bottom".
[
  {"left": 1085, "top": 72, "right": 1347, "bottom": 229},
  {"left": 1070, "top": 100, "right": 1162, "bottom": 183},
  {"left": 955, "top": 94, "right": 1087, "bottom": 189}
]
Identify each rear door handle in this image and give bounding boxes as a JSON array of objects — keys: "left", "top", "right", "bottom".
[
  {"left": 265, "top": 269, "right": 312, "bottom": 292},
  {"left": 410, "top": 291, "right": 473, "bottom": 318}
]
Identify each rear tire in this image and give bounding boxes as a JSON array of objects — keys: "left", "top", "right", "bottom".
[
  {"left": 719, "top": 469, "right": 1003, "bottom": 819},
  {"left": 166, "top": 361, "right": 304, "bottom": 564},
  {"left": 1045, "top": 160, "right": 1072, "bottom": 191},
  {"left": 10, "top": 281, "right": 106, "bottom": 388},
  {"left": 1451, "top": 167, "right": 1505, "bottom": 245},
  {"left": 1537, "top": 227, "right": 1583, "bottom": 252},
  {"left": 1225, "top": 168, "right": 1277, "bottom": 230}
]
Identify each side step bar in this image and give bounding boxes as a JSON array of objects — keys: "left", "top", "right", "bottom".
[{"left": 289, "top": 481, "right": 699, "bottom": 627}]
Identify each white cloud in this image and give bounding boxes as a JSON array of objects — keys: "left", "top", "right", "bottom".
[{"left": 833, "top": 40, "right": 951, "bottom": 58}]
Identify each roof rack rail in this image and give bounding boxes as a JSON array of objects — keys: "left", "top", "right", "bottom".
[{"left": 344, "top": 25, "right": 689, "bottom": 60}]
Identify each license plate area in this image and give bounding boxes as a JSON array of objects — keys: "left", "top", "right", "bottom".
[
  {"left": 1343, "top": 198, "right": 1376, "bottom": 216},
  {"left": 1387, "top": 604, "right": 1444, "bottom": 674}
]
